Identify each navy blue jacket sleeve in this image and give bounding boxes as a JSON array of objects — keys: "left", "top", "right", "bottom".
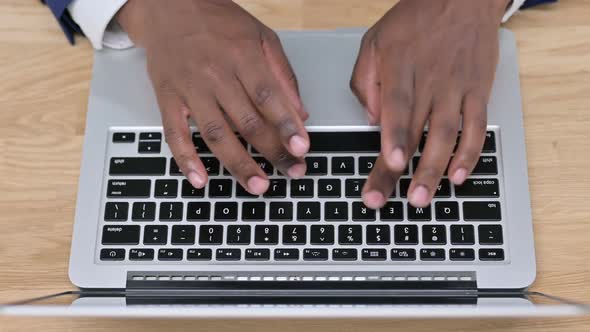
[
  {"left": 522, "top": 0, "right": 558, "bottom": 9},
  {"left": 42, "top": 0, "right": 82, "bottom": 45}
]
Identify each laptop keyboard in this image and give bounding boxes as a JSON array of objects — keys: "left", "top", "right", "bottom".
[{"left": 99, "top": 127, "right": 506, "bottom": 264}]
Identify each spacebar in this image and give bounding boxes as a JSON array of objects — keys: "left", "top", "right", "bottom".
[{"left": 308, "top": 132, "right": 381, "bottom": 152}]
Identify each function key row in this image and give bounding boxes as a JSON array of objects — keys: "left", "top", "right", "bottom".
[
  {"left": 100, "top": 247, "right": 505, "bottom": 262},
  {"left": 101, "top": 224, "right": 504, "bottom": 246}
]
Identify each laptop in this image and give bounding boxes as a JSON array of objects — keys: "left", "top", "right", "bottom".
[{"left": 1, "top": 29, "right": 588, "bottom": 318}]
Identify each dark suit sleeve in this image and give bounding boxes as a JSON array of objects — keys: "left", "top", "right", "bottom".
[
  {"left": 42, "top": 0, "right": 83, "bottom": 45},
  {"left": 522, "top": 0, "right": 558, "bottom": 9}
]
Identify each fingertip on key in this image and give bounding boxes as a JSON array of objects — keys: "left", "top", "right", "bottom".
[
  {"left": 247, "top": 176, "right": 269, "bottom": 195},
  {"left": 409, "top": 185, "right": 430, "bottom": 208},
  {"left": 451, "top": 168, "right": 468, "bottom": 185},
  {"left": 287, "top": 163, "right": 306, "bottom": 179},
  {"left": 187, "top": 171, "right": 206, "bottom": 189},
  {"left": 362, "top": 190, "right": 386, "bottom": 209},
  {"left": 387, "top": 147, "right": 406, "bottom": 171},
  {"left": 289, "top": 135, "right": 309, "bottom": 157}
]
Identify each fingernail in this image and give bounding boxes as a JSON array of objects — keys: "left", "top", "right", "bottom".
[
  {"left": 187, "top": 172, "right": 206, "bottom": 188},
  {"left": 362, "top": 190, "right": 386, "bottom": 209},
  {"left": 247, "top": 176, "right": 269, "bottom": 195},
  {"left": 287, "top": 163, "right": 306, "bottom": 179},
  {"left": 289, "top": 135, "right": 309, "bottom": 157},
  {"left": 409, "top": 185, "right": 430, "bottom": 207},
  {"left": 387, "top": 147, "right": 406, "bottom": 171},
  {"left": 451, "top": 168, "right": 468, "bottom": 185}
]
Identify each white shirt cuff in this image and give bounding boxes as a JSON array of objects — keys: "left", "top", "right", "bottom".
[
  {"left": 68, "top": 0, "right": 134, "bottom": 50},
  {"left": 503, "top": 0, "right": 528, "bottom": 22}
]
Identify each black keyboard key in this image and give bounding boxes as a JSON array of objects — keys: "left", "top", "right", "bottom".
[
  {"left": 482, "top": 131, "right": 496, "bottom": 153},
  {"left": 109, "top": 157, "right": 166, "bottom": 176},
  {"left": 169, "top": 158, "right": 182, "bottom": 176},
  {"left": 394, "top": 225, "right": 418, "bottom": 245},
  {"left": 236, "top": 183, "right": 258, "bottom": 198},
  {"left": 209, "top": 179, "right": 233, "bottom": 198},
  {"left": 216, "top": 249, "right": 241, "bottom": 261},
  {"left": 318, "top": 179, "right": 341, "bottom": 198},
  {"left": 338, "top": 225, "right": 362, "bottom": 245},
  {"left": 264, "top": 179, "right": 286, "bottom": 198},
  {"left": 102, "top": 225, "right": 140, "bottom": 245},
  {"left": 407, "top": 203, "right": 432, "bottom": 221},
  {"left": 138, "top": 141, "right": 161, "bottom": 153},
  {"left": 214, "top": 202, "right": 238, "bottom": 221},
  {"left": 100, "top": 248, "right": 125, "bottom": 261},
  {"left": 361, "top": 248, "right": 387, "bottom": 261},
  {"left": 325, "top": 202, "right": 348, "bottom": 221},
  {"left": 181, "top": 180, "right": 205, "bottom": 198},
  {"left": 283, "top": 225, "right": 306, "bottom": 245},
  {"left": 104, "top": 202, "right": 128, "bottom": 221},
  {"left": 254, "top": 225, "right": 279, "bottom": 245},
  {"left": 352, "top": 202, "right": 376, "bottom": 221},
  {"left": 478, "top": 225, "right": 503, "bottom": 245},
  {"left": 455, "top": 178, "right": 500, "bottom": 198},
  {"left": 450, "top": 248, "right": 475, "bottom": 261},
  {"left": 143, "top": 225, "right": 168, "bottom": 245},
  {"left": 308, "top": 132, "right": 380, "bottom": 152},
  {"left": 155, "top": 180, "right": 178, "bottom": 198},
  {"left": 187, "top": 248, "right": 212, "bottom": 261},
  {"left": 297, "top": 202, "right": 320, "bottom": 221},
  {"left": 435, "top": 202, "right": 459, "bottom": 221},
  {"left": 434, "top": 179, "right": 451, "bottom": 197},
  {"left": 479, "top": 248, "right": 505, "bottom": 261},
  {"left": 310, "top": 225, "right": 334, "bottom": 245},
  {"left": 129, "top": 248, "right": 154, "bottom": 261},
  {"left": 380, "top": 202, "right": 403, "bottom": 221},
  {"left": 391, "top": 248, "right": 416, "bottom": 261},
  {"left": 186, "top": 202, "right": 211, "bottom": 221},
  {"left": 202, "top": 157, "right": 220, "bottom": 175},
  {"left": 333, "top": 248, "right": 358, "bottom": 261},
  {"left": 158, "top": 249, "right": 183, "bottom": 261},
  {"left": 192, "top": 134, "right": 211, "bottom": 153},
  {"left": 291, "top": 179, "right": 314, "bottom": 198},
  {"left": 275, "top": 249, "right": 299, "bottom": 261},
  {"left": 199, "top": 225, "right": 223, "bottom": 245},
  {"left": 269, "top": 202, "right": 293, "bottom": 221},
  {"left": 345, "top": 179, "right": 365, "bottom": 198},
  {"left": 305, "top": 157, "right": 328, "bottom": 175},
  {"left": 171, "top": 225, "right": 196, "bottom": 245},
  {"left": 131, "top": 202, "right": 156, "bottom": 221},
  {"left": 245, "top": 248, "right": 270, "bottom": 261},
  {"left": 418, "top": 132, "right": 428, "bottom": 152},
  {"left": 358, "top": 156, "right": 377, "bottom": 175},
  {"left": 399, "top": 179, "right": 411, "bottom": 198},
  {"left": 140, "top": 132, "right": 162, "bottom": 140},
  {"left": 332, "top": 157, "right": 355, "bottom": 175},
  {"left": 422, "top": 225, "right": 447, "bottom": 245},
  {"left": 242, "top": 202, "right": 265, "bottom": 221},
  {"left": 420, "top": 248, "right": 445, "bottom": 261},
  {"left": 450, "top": 225, "right": 475, "bottom": 245},
  {"left": 463, "top": 201, "right": 501, "bottom": 221},
  {"left": 107, "top": 180, "right": 151, "bottom": 198},
  {"left": 159, "top": 202, "right": 183, "bottom": 221},
  {"left": 113, "top": 132, "right": 135, "bottom": 143},
  {"left": 253, "top": 157, "right": 274, "bottom": 175},
  {"left": 303, "top": 248, "right": 328, "bottom": 261},
  {"left": 366, "top": 225, "right": 390, "bottom": 245},
  {"left": 227, "top": 225, "right": 251, "bottom": 245},
  {"left": 472, "top": 156, "right": 498, "bottom": 175}
]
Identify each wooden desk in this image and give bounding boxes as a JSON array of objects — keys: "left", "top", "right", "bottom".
[{"left": 1, "top": 0, "right": 589, "bottom": 330}]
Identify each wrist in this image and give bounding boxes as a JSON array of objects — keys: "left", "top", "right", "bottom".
[{"left": 115, "top": 0, "right": 146, "bottom": 45}]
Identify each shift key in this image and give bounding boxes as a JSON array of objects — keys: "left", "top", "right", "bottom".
[
  {"left": 455, "top": 179, "right": 499, "bottom": 198},
  {"left": 107, "top": 180, "right": 151, "bottom": 198}
]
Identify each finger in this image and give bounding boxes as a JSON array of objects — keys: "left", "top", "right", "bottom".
[
  {"left": 409, "top": 94, "right": 462, "bottom": 208},
  {"left": 185, "top": 91, "right": 270, "bottom": 195},
  {"left": 237, "top": 51, "right": 310, "bottom": 158},
  {"left": 448, "top": 92, "right": 488, "bottom": 185},
  {"left": 350, "top": 33, "right": 381, "bottom": 124},
  {"left": 379, "top": 55, "right": 415, "bottom": 172},
  {"left": 261, "top": 29, "right": 308, "bottom": 121},
  {"left": 362, "top": 155, "right": 403, "bottom": 209},
  {"left": 155, "top": 85, "right": 207, "bottom": 189},
  {"left": 215, "top": 78, "right": 306, "bottom": 179}
]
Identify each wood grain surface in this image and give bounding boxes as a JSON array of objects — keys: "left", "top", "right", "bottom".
[{"left": 1, "top": 0, "right": 589, "bottom": 331}]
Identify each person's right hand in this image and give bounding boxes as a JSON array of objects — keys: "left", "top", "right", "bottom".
[{"left": 117, "top": 0, "right": 310, "bottom": 195}]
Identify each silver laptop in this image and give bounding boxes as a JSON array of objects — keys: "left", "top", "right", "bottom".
[{"left": 2, "top": 29, "right": 588, "bottom": 318}]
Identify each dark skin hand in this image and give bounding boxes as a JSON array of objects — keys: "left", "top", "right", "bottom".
[
  {"left": 117, "top": 0, "right": 310, "bottom": 195},
  {"left": 351, "top": 0, "right": 511, "bottom": 208}
]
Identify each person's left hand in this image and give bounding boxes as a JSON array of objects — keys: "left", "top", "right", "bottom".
[{"left": 350, "top": 0, "right": 509, "bottom": 208}]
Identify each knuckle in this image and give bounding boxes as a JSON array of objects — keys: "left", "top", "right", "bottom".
[
  {"left": 435, "top": 120, "right": 459, "bottom": 142},
  {"left": 238, "top": 112, "right": 264, "bottom": 138},
  {"left": 276, "top": 115, "right": 298, "bottom": 138},
  {"left": 253, "top": 84, "right": 274, "bottom": 108},
  {"left": 201, "top": 120, "right": 226, "bottom": 145},
  {"left": 388, "top": 89, "right": 413, "bottom": 110},
  {"left": 202, "top": 62, "right": 225, "bottom": 83}
]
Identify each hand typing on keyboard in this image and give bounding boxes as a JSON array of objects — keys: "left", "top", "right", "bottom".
[
  {"left": 350, "top": 0, "right": 510, "bottom": 208},
  {"left": 116, "top": 0, "right": 310, "bottom": 195}
]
